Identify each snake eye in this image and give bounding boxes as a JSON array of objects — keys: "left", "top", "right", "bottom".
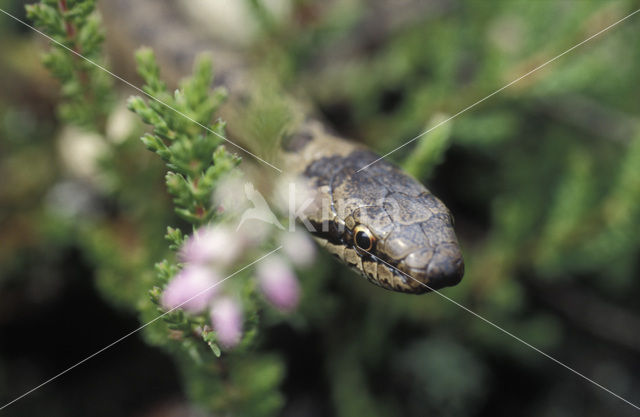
[{"left": 353, "top": 225, "right": 375, "bottom": 251}]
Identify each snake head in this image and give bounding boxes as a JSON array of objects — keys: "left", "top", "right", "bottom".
[
  {"left": 300, "top": 148, "right": 464, "bottom": 294},
  {"left": 346, "top": 191, "right": 464, "bottom": 293}
]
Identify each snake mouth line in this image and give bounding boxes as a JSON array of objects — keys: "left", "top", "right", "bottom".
[{"left": 306, "top": 217, "right": 463, "bottom": 293}]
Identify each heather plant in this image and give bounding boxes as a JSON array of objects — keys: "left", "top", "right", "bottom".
[
  {"left": 24, "top": 1, "right": 310, "bottom": 415},
  {"left": 126, "top": 49, "right": 316, "bottom": 414},
  {"left": 25, "top": 0, "right": 113, "bottom": 129}
]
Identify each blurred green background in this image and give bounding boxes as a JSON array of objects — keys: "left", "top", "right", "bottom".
[{"left": 1, "top": 0, "right": 640, "bottom": 416}]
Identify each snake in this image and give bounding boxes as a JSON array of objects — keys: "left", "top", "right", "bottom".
[{"left": 100, "top": 0, "right": 464, "bottom": 294}]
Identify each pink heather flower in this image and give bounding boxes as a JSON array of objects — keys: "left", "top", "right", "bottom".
[
  {"left": 256, "top": 256, "right": 300, "bottom": 311},
  {"left": 281, "top": 230, "right": 316, "bottom": 267},
  {"left": 161, "top": 265, "right": 219, "bottom": 313},
  {"left": 210, "top": 297, "right": 243, "bottom": 348},
  {"left": 180, "top": 225, "right": 245, "bottom": 267}
]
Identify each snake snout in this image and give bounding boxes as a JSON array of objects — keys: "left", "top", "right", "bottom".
[
  {"left": 398, "top": 242, "right": 464, "bottom": 292},
  {"left": 424, "top": 243, "right": 464, "bottom": 290}
]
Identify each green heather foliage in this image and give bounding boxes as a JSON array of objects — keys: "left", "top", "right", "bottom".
[
  {"left": 402, "top": 113, "right": 454, "bottom": 180},
  {"left": 0, "top": 0, "right": 638, "bottom": 416},
  {"left": 24, "top": 2, "right": 282, "bottom": 415},
  {"left": 127, "top": 50, "right": 284, "bottom": 416},
  {"left": 128, "top": 48, "right": 238, "bottom": 227},
  {"left": 25, "top": 0, "right": 112, "bottom": 129}
]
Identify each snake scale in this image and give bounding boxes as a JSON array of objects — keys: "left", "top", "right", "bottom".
[{"left": 100, "top": 0, "right": 464, "bottom": 294}]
